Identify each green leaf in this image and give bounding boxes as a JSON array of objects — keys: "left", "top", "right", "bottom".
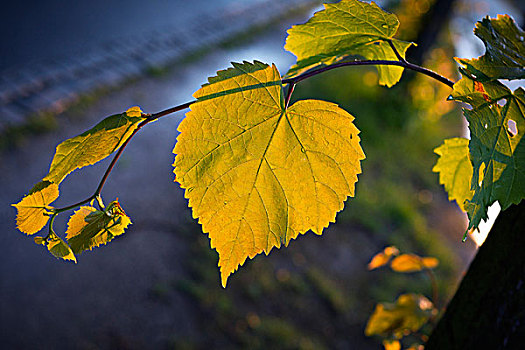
[
  {"left": 12, "top": 180, "right": 59, "bottom": 235},
  {"left": 432, "top": 137, "right": 474, "bottom": 212},
  {"left": 44, "top": 107, "right": 145, "bottom": 184},
  {"left": 451, "top": 77, "right": 525, "bottom": 230},
  {"left": 456, "top": 15, "right": 525, "bottom": 82},
  {"left": 284, "top": 0, "right": 414, "bottom": 87},
  {"left": 365, "top": 294, "right": 434, "bottom": 338},
  {"left": 45, "top": 231, "right": 77, "bottom": 263},
  {"left": 66, "top": 200, "right": 131, "bottom": 255},
  {"left": 173, "top": 61, "right": 365, "bottom": 287}
]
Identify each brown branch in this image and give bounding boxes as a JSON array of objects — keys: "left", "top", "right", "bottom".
[{"left": 54, "top": 56, "right": 455, "bottom": 213}]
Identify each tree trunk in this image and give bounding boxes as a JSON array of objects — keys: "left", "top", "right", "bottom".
[
  {"left": 426, "top": 201, "right": 525, "bottom": 349},
  {"left": 405, "top": 0, "right": 456, "bottom": 66}
]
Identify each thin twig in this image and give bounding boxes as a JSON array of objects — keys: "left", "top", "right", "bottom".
[
  {"left": 426, "top": 267, "right": 440, "bottom": 311},
  {"left": 283, "top": 59, "right": 455, "bottom": 88},
  {"left": 147, "top": 100, "right": 195, "bottom": 121},
  {"left": 284, "top": 83, "right": 296, "bottom": 109},
  {"left": 387, "top": 39, "right": 407, "bottom": 63},
  {"left": 54, "top": 56, "right": 455, "bottom": 213}
]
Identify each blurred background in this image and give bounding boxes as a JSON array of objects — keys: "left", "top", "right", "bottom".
[{"left": 0, "top": 0, "right": 523, "bottom": 349}]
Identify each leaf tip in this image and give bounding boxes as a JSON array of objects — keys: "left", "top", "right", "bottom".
[{"left": 126, "top": 106, "right": 143, "bottom": 118}]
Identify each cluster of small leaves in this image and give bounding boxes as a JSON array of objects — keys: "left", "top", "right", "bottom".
[
  {"left": 433, "top": 15, "right": 525, "bottom": 232},
  {"left": 12, "top": 107, "right": 142, "bottom": 261},
  {"left": 366, "top": 246, "right": 439, "bottom": 350}
]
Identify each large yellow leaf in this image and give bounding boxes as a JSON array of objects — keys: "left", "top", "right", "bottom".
[
  {"left": 173, "top": 61, "right": 365, "bottom": 286},
  {"left": 44, "top": 107, "right": 145, "bottom": 184},
  {"left": 12, "top": 180, "right": 59, "bottom": 235},
  {"left": 432, "top": 137, "right": 474, "bottom": 212},
  {"left": 66, "top": 200, "right": 131, "bottom": 255}
]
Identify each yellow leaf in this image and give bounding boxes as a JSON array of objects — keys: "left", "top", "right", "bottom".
[
  {"left": 66, "top": 200, "right": 131, "bottom": 254},
  {"left": 391, "top": 254, "right": 438, "bottom": 273},
  {"left": 66, "top": 206, "right": 98, "bottom": 240},
  {"left": 432, "top": 137, "right": 474, "bottom": 212},
  {"left": 383, "top": 339, "right": 401, "bottom": 350},
  {"left": 12, "top": 181, "right": 59, "bottom": 235},
  {"left": 365, "top": 294, "right": 433, "bottom": 338},
  {"left": 44, "top": 107, "right": 145, "bottom": 184},
  {"left": 45, "top": 232, "right": 77, "bottom": 263},
  {"left": 421, "top": 257, "right": 439, "bottom": 269},
  {"left": 173, "top": 61, "right": 365, "bottom": 287},
  {"left": 368, "top": 246, "right": 399, "bottom": 270}
]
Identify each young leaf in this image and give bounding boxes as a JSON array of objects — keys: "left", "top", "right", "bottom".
[
  {"left": 173, "top": 61, "right": 365, "bottom": 287},
  {"left": 390, "top": 254, "right": 439, "bottom": 273},
  {"left": 66, "top": 200, "right": 131, "bottom": 255},
  {"left": 284, "top": 0, "right": 414, "bottom": 87},
  {"left": 368, "top": 246, "right": 399, "bottom": 270},
  {"left": 365, "top": 294, "right": 434, "bottom": 338},
  {"left": 456, "top": 15, "right": 525, "bottom": 82},
  {"left": 432, "top": 137, "right": 474, "bottom": 212},
  {"left": 452, "top": 77, "right": 525, "bottom": 230},
  {"left": 45, "top": 232, "right": 77, "bottom": 263},
  {"left": 382, "top": 340, "right": 401, "bottom": 350},
  {"left": 44, "top": 107, "right": 145, "bottom": 184},
  {"left": 12, "top": 180, "right": 59, "bottom": 235}
]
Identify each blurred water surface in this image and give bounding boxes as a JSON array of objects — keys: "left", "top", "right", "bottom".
[{"left": 1, "top": 0, "right": 257, "bottom": 71}]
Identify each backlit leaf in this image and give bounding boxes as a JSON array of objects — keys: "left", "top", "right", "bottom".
[
  {"left": 284, "top": 0, "right": 414, "bottom": 87},
  {"left": 456, "top": 15, "right": 525, "bottom": 82},
  {"left": 432, "top": 137, "right": 474, "bottom": 212},
  {"left": 45, "top": 232, "right": 77, "bottom": 263},
  {"left": 44, "top": 107, "right": 145, "bottom": 184},
  {"left": 390, "top": 254, "right": 439, "bottom": 273},
  {"left": 12, "top": 180, "right": 59, "bottom": 235},
  {"left": 365, "top": 294, "right": 434, "bottom": 338},
  {"left": 66, "top": 200, "right": 131, "bottom": 255},
  {"left": 368, "top": 246, "right": 399, "bottom": 270},
  {"left": 382, "top": 340, "right": 401, "bottom": 350},
  {"left": 173, "top": 61, "right": 365, "bottom": 287},
  {"left": 451, "top": 77, "right": 525, "bottom": 230}
]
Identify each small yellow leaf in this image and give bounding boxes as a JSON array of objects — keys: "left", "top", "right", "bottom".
[
  {"left": 421, "top": 257, "right": 439, "bottom": 269},
  {"left": 432, "top": 138, "right": 474, "bottom": 212},
  {"left": 391, "top": 254, "right": 438, "bottom": 273},
  {"left": 365, "top": 294, "right": 433, "bottom": 338},
  {"left": 34, "top": 236, "right": 46, "bottom": 245},
  {"left": 44, "top": 107, "right": 145, "bottom": 184},
  {"left": 66, "top": 200, "right": 131, "bottom": 254},
  {"left": 125, "top": 106, "right": 143, "bottom": 118},
  {"left": 12, "top": 181, "right": 59, "bottom": 235},
  {"left": 368, "top": 246, "right": 399, "bottom": 270},
  {"left": 173, "top": 61, "right": 365, "bottom": 287},
  {"left": 383, "top": 339, "right": 401, "bottom": 350},
  {"left": 65, "top": 206, "right": 97, "bottom": 240},
  {"left": 45, "top": 232, "right": 77, "bottom": 263}
]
